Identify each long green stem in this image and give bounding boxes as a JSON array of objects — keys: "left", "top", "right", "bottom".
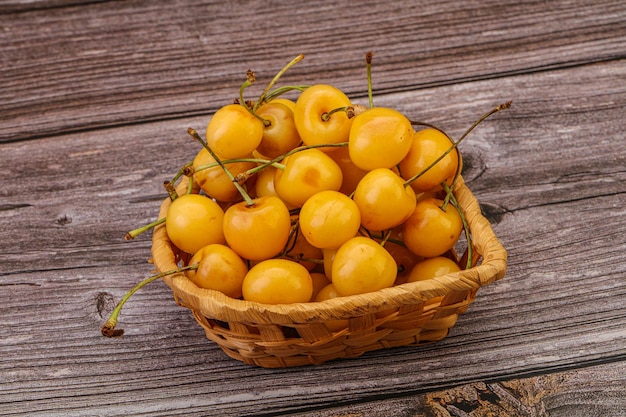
[
  {"left": 242, "top": 141, "right": 349, "bottom": 179},
  {"left": 188, "top": 128, "right": 255, "bottom": 206},
  {"left": 321, "top": 106, "right": 354, "bottom": 122},
  {"left": 171, "top": 161, "right": 193, "bottom": 185},
  {"left": 405, "top": 101, "right": 512, "bottom": 188},
  {"left": 441, "top": 183, "right": 472, "bottom": 270},
  {"left": 366, "top": 52, "right": 374, "bottom": 108},
  {"left": 403, "top": 133, "right": 461, "bottom": 188},
  {"left": 186, "top": 175, "right": 194, "bottom": 195},
  {"left": 458, "top": 100, "right": 512, "bottom": 144},
  {"left": 253, "top": 54, "right": 305, "bottom": 112},
  {"left": 125, "top": 217, "right": 166, "bottom": 240},
  {"left": 101, "top": 264, "right": 198, "bottom": 337},
  {"left": 163, "top": 180, "right": 178, "bottom": 201},
  {"left": 239, "top": 69, "right": 255, "bottom": 108},
  {"left": 262, "top": 85, "right": 309, "bottom": 103},
  {"left": 369, "top": 233, "right": 405, "bottom": 247},
  {"left": 192, "top": 158, "right": 284, "bottom": 175},
  {"left": 412, "top": 123, "right": 463, "bottom": 190}
]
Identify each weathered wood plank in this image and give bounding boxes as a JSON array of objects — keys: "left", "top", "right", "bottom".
[
  {"left": 0, "top": 0, "right": 105, "bottom": 13},
  {"left": 298, "top": 362, "right": 626, "bottom": 417},
  {"left": 3, "top": 59, "right": 624, "bottom": 268},
  {"left": 1, "top": 58, "right": 624, "bottom": 416},
  {"left": 1, "top": 0, "right": 625, "bottom": 142},
  {"left": 2, "top": 0, "right": 625, "bottom": 415}
]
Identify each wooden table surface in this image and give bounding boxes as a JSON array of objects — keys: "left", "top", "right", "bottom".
[{"left": 2, "top": 1, "right": 625, "bottom": 416}]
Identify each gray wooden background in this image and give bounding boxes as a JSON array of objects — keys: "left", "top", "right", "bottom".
[{"left": 1, "top": 1, "right": 625, "bottom": 416}]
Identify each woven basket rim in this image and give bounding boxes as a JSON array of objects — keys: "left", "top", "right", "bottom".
[{"left": 151, "top": 176, "right": 507, "bottom": 325}]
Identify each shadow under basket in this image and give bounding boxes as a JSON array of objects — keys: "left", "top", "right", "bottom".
[{"left": 151, "top": 177, "right": 507, "bottom": 368}]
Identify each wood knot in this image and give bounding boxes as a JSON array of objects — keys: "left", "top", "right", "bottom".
[
  {"left": 95, "top": 292, "right": 116, "bottom": 318},
  {"left": 460, "top": 149, "right": 486, "bottom": 183},
  {"left": 56, "top": 214, "right": 72, "bottom": 225},
  {"left": 480, "top": 202, "right": 510, "bottom": 225}
]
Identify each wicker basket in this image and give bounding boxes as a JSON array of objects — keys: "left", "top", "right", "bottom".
[{"left": 151, "top": 176, "right": 507, "bottom": 368}]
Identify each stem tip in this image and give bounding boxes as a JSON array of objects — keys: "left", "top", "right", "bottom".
[
  {"left": 499, "top": 100, "right": 513, "bottom": 111},
  {"left": 101, "top": 323, "right": 124, "bottom": 338}
]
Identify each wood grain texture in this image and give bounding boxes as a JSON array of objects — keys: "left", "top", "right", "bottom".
[
  {"left": 297, "top": 362, "right": 626, "bottom": 417},
  {"left": 1, "top": 0, "right": 625, "bottom": 416},
  {"left": 1, "top": 0, "right": 625, "bottom": 142}
]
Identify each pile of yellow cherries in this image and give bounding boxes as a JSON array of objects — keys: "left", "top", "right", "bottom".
[
  {"left": 159, "top": 53, "right": 498, "bottom": 308},
  {"left": 125, "top": 54, "right": 509, "bottom": 309},
  {"left": 102, "top": 54, "right": 510, "bottom": 337}
]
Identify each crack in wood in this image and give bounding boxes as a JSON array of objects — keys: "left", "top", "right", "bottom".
[
  {"left": 0, "top": 282, "right": 41, "bottom": 287},
  {"left": 0, "top": 203, "right": 32, "bottom": 211}
]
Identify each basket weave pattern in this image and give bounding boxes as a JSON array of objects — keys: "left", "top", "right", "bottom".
[{"left": 151, "top": 177, "right": 506, "bottom": 368}]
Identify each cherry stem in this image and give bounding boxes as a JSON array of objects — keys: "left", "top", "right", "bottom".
[
  {"left": 370, "top": 233, "right": 405, "bottom": 247},
  {"left": 187, "top": 128, "right": 255, "bottom": 206},
  {"left": 163, "top": 180, "right": 178, "bottom": 201},
  {"left": 405, "top": 101, "right": 512, "bottom": 188},
  {"left": 403, "top": 134, "right": 460, "bottom": 188},
  {"left": 239, "top": 69, "right": 256, "bottom": 108},
  {"left": 457, "top": 100, "right": 512, "bottom": 144},
  {"left": 125, "top": 217, "right": 166, "bottom": 240},
  {"left": 237, "top": 70, "right": 270, "bottom": 126},
  {"left": 262, "top": 85, "right": 309, "bottom": 103},
  {"left": 365, "top": 51, "right": 374, "bottom": 108},
  {"left": 379, "top": 228, "right": 392, "bottom": 247},
  {"left": 239, "top": 141, "right": 349, "bottom": 180},
  {"left": 188, "top": 158, "right": 285, "bottom": 187},
  {"left": 186, "top": 175, "right": 194, "bottom": 195},
  {"left": 191, "top": 158, "right": 285, "bottom": 175},
  {"left": 282, "top": 221, "right": 301, "bottom": 254},
  {"left": 101, "top": 264, "right": 198, "bottom": 338},
  {"left": 253, "top": 54, "right": 305, "bottom": 112},
  {"left": 279, "top": 222, "right": 323, "bottom": 264},
  {"left": 321, "top": 106, "right": 355, "bottom": 122},
  {"left": 285, "top": 254, "right": 324, "bottom": 265},
  {"left": 441, "top": 188, "right": 452, "bottom": 211},
  {"left": 411, "top": 124, "right": 462, "bottom": 190},
  {"left": 171, "top": 162, "right": 193, "bottom": 185},
  {"left": 441, "top": 182, "right": 473, "bottom": 270}
]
